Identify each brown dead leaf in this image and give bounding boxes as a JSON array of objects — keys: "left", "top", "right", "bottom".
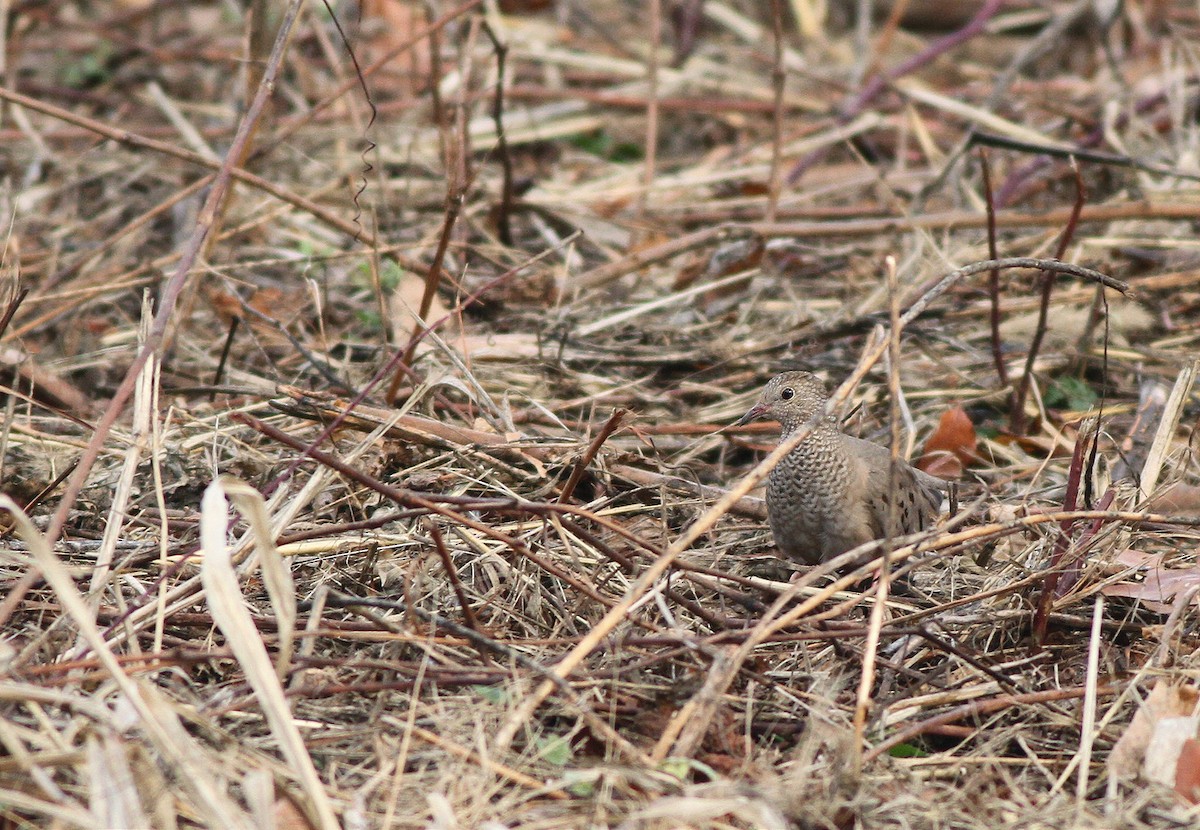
[
  {"left": 1145, "top": 716, "right": 1200, "bottom": 798},
  {"left": 272, "top": 792, "right": 316, "bottom": 830},
  {"left": 498, "top": 0, "right": 554, "bottom": 11},
  {"left": 205, "top": 285, "right": 309, "bottom": 351},
  {"left": 594, "top": 197, "right": 634, "bottom": 218},
  {"left": 82, "top": 316, "right": 112, "bottom": 336},
  {"left": 993, "top": 430, "right": 1071, "bottom": 458},
  {"left": 1109, "top": 681, "right": 1200, "bottom": 793},
  {"left": 918, "top": 451, "right": 963, "bottom": 479},
  {"left": 738, "top": 181, "right": 771, "bottom": 196},
  {"left": 1145, "top": 716, "right": 1198, "bottom": 782},
  {"left": 1101, "top": 551, "right": 1200, "bottom": 613},
  {"left": 1146, "top": 483, "right": 1200, "bottom": 517},
  {"left": 1176, "top": 739, "right": 1200, "bottom": 804},
  {"left": 389, "top": 269, "right": 458, "bottom": 351},
  {"left": 917, "top": 405, "right": 977, "bottom": 479},
  {"left": 207, "top": 287, "right": 243, "bottom": 327},
  {"left": 247, "top": 286, "right": 305, "bottom": 323}
]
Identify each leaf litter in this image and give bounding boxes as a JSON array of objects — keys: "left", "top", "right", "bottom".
[{"left": 2, "top": 1, "right": 1200, "bottom": 828}]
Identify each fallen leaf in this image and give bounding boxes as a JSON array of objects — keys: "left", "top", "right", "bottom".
[
  {"left": 207, "top": 286, "right": 243, "bottom": 326},
  {"left": 205, "top": 285, "right": 309, "bottom": 351},
  {"left": 273, "top": 793, "right": 317, "bottom": 830},
  {"left": 734, "top": 181, "right": 770, "bottom": 197},
  {"left": 1113, "top": 549, "right": 1164, "bottom": 568},
  {"left": 1147, "top": 483, "right": 1200, "bottom": 517},
  {"left": 918, "top": 451, "right": 962, "bottom": 479},
  {"left": 1101, "top": 551, "right": 1200, "bottom": 613},
  {"left": 390, "top": 268, "right": 458, "bottom": 358},
  {"left": 996, "top": 419, "right": 1091, "bottom": 458},
  {"left": 1109, "top": 681, "right": 1200, "bottom": 792},
  {"left": 499, "top": 0, "right": 554, "bottom": 11},
  {"left": 1146, "top": 717, "right": 1200, "bottom": 796},
  {"left": 917, "top": 405, "right": 977, "bottom": 478},
  {"left": 1175, "top": 738, "right": 1200, "bottom": 804}
]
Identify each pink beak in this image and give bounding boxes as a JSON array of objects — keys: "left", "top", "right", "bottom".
[{"left": 735, "top": 402, "right": 768, "bottom": 427}]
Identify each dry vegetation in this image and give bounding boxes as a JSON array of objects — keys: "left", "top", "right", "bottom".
[{"left": 4, "top": 0, "right": 1200, "bottom": 827}]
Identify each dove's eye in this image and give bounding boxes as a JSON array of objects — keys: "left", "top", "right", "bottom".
[{"left": 780, "top": 387, "right": 794, "bottom": 401}]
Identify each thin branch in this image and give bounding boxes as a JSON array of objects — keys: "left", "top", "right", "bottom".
[
  {"left": 765, "top": 0, "right": 785, "bottom": 222},
  {"left": 979, "top": 148, "right": 1008, "bottom": 387},
  {"left": 481, "top": 21, "right": 515, "bottom": 246},
  {"left": 1010, "top": 161, "right": 1088, "bottom": 433},
  {"left": 558, "top": 408, "right": 627, "bottom": 504}
]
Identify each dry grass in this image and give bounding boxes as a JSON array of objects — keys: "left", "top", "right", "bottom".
[{"left": 3, "top": 1, "right": 1200, "bottom": 827}]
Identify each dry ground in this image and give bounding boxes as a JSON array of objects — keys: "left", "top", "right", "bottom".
[{"left": 2, "top": 1, "right": 1200, "bottom": 828}]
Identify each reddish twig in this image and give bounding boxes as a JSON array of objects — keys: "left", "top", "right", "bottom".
[
  {"left": 1058, "top": 488, "right": 1116, "bottom": 598},
  {"left": 0, "top": 288, "right": 29, "bottom": 339},
  {"left": 979, "top": 149, "right": 1008, "bottom": 388},
  {"left": 1032, "top": 419, "right": 1094, "bottom": 644},
  {"left": 1010, "top": 161, "right": 1087, "bottom": 433},
  {"left": 765, "top": 0, "right": 785, "bottom": 222},
  {"left": 388, "top": 173, "right": 463, "bottom": 392},
  {"left": 481, "top": 21, "right": 515, "bottom": 246},
  {"left": 426, "top": 519, "right": 484, "bottom": 634},
  {"left": 558, "top": 409, "right": 627, "bottom": 504},
  {"left": 843, "top": 0, "right": 1004, "bottom": 118}
]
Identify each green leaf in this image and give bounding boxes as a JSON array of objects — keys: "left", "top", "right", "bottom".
[
  {"left": 61, "top": 45, "right": 114, "bottom": 88},
  {"left": 568, "top": 130, "right": 644, "bottom": 162},
  {"left": 1046, "top": 376, "right": 1098, "bottom": 411},
  {"left": 888, "top": 743, "right": 928, "bottom": 758},
  {"left": 378, "top": 259, "right": 405, "bottom": 293},
  {"left": 536, "top": 735, "right": 573, "bottom": 767},
  {"left": 561, "top": 771, "right": 599, "bottom": 797},
  {"left": 355, "top": 309, "right": 381, "bottom": 328},
  {"left": 659, "top": 757, "right": 691, "bottom": 781},
  {"left": 471, "top": 685, "right": 507, "bottom": 705},
  {"left": 566, "top": 779, "right": 595, "bottom": 797},
  {"left": 350, "top": 258, "right": 406, "bottom": 293},
  {"left": 658, "top": 757, "right": 720, "bottom": 782}
]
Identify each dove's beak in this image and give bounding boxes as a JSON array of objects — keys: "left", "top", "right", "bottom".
[{"left": 735, "top": 402, "right": 768, "bottom": 427}]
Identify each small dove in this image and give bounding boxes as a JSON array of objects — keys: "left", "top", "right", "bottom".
[{"left": 736, "top": 371, "right": 944, "bottom": 564}]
